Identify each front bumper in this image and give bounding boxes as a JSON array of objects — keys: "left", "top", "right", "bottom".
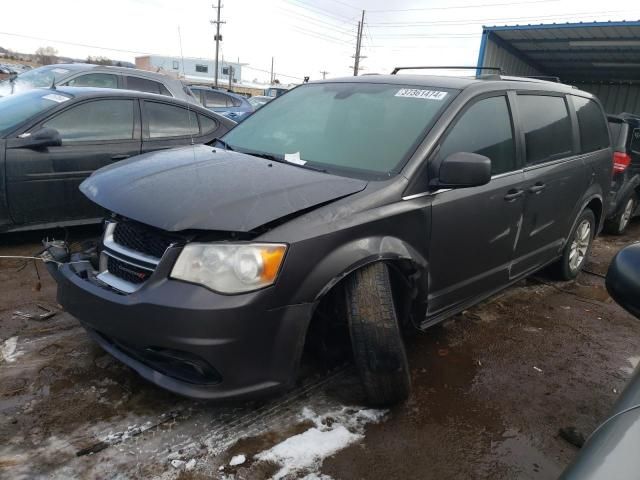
[{"left": 52, "top": 258, "right": 313, "bottom": 400}]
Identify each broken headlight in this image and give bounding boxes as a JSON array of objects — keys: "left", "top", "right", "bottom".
[{"left": 170, "top": 243, "right": 287, "bottom": 294}]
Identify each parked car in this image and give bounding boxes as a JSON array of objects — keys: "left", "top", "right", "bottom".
[
  {"left": 0, "top": 87, "right": 234, "bottom": 232},
  {"left": 189, "top": 86, "right": 253, "bottom": 121},
  {"left": 561, "top": 243, "right": 640, "bottom": 479},
  {"left": 264, "top": 86, "right": 289, "bottom": 98},
  {"left": 47, "top": 74, "right": 611, "bottom": 406},
  {"left": 247, "top": 95, "right": 272, "bottom": 110},
  {"left": 605, "top": 113, "right": 640, "bottom": 234},
  {"left": 0, "top": 64, "right": 199, "bottom": 105}
]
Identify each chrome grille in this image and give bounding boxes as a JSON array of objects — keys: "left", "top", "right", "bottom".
[{"left": 97, "top": 221, "right": 174, "bottom": 294}]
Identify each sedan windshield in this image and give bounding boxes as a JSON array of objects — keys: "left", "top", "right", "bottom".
[
  {"left": 0, "top": 65, "right": 71, "bottom": 95},
  {"left": 0, "top": 89, "right": 72, "bottom": 136},
  {"left": 223, "top": 82, "right": 457, "bottom": 177}
]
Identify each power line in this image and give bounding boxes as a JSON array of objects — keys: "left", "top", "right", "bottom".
[
  {"left": 367, "top": 0, "right": 560, "bottom": 13},
  {"left": 243, "top": 65, "right": 303, "bottom": 81},
  {"left": 277, "top": 7, "right": 355, "bottom": 36},
  {"left": 283, "top": 0, "right": 356, "bottom": 23},
  {"left": 0, "top": 31, "right": 153, "bottom": 56},
  {"left": 321, "top": 0, "right": 361, "bottom": 11},
  {"left": 286, "top": 25, "right": 355, "bottom": 46}
]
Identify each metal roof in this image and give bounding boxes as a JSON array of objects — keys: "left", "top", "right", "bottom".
[{"left": 479, "top": 20, "right": 640, "bottom": 82}]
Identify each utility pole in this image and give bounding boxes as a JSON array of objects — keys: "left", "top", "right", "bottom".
[
  {"left": 320, "top": 70, "right": 329, "bottom": 79},
  {"left": 210, "top": 0, "right": 225, "bottom": 88},
  {"left": 270, "top": 56, "right": 274, "bottom": 84},
  {"left": 353, "top": 10, "right": 365, "bottom": 76},
  {"left": 228, "top": 65, "right": 233, "bottom": 90}
]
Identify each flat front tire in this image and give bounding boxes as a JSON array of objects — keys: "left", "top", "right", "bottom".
[
  {"left": 345, "top": 262, "right": 411, "bottom": 406},
  {"left": 556, "top": 209, "right": 596, "bottom": 280}
]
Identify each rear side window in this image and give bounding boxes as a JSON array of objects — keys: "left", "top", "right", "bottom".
[
  {"left": 145, "top": 101, "right": 199, "bottom": 138},
  {"left": 517, "top": 95, "right": 573, "bottom": 165},
  {"left": 43, "top": 99, "right": 134, "bottom": 142},
  {"left": 438, "top": 95, "right": 516, "bottom": 175},
  {"left": 572, "top": 96, "right": 609, "bottom": 153},
  {"left": 127, "top": 76, "right": 171, "bottom": 96},
  {"left": 66, "top": 73, "right": 118, "bottom": 88},
  {"left": 204, "top": 91, "right": 231, "bottom": 108},
  {"left": 632, "top": 128, "right": 640, "bottom": 154},
  {"left": 198, "top": 114, "right": 219, "bottom": 135}
]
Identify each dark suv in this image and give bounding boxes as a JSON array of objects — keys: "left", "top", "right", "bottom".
[
  {"left": 48, "top": 74, "right": 612, "bottom": 405},
  {"left": 605, "top": 113, "right": 640, "bottom": 234}
]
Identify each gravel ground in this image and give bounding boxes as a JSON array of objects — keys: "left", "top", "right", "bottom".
[{"left": 0, "top": 222, "right": 639, "bottom": 480}]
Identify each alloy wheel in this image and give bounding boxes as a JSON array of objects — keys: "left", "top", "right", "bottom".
[{"left": 568, "top": 219, "right": 591, "bottom": 272}]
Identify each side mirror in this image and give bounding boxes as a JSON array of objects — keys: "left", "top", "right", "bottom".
[
  {"left": 606, "top": 243, "right": 640, "bottom": 319},
  {"left": 436, "top": 152, "right": 492, "bottom": 189},
  {"left": 14, "top": 128, "right": 62, "bottom": 150}
]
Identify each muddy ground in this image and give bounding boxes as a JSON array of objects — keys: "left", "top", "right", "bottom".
[{"left": 1, "top": 222, "right": 639, "bottom": 480}]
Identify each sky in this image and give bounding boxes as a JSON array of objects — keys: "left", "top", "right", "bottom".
[{"left": 1, "top": 0, "right": 639, "bottom": 84}]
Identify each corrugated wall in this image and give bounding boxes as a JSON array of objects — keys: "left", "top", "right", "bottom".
[
  {"left": 568, "top": 82, "right": 640, "bottom": 115},
  {"left": 481, "top": 35, "right": 541, "bottom": 77}
]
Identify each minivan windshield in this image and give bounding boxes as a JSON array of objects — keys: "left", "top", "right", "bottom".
[
  {"left": 223, "top": 82, "right": 457, "bottom": 177},
  {"left": 0, "top": 89, "right": 72, "bottom": 137}
]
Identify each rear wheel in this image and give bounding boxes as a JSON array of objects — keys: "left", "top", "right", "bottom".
[
  {"left": 345, "top": 262, "right": 411, "bottom": 406},
  {"left": 605, "top": 194, "right": 636, "bottom": 235},
  {"left": 556, "top": 209, "right": 596, "bottom": 280}
]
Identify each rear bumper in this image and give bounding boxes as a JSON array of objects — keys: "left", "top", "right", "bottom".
[{"left": 53, "top": 262, "right": 313, "bottom": 400}]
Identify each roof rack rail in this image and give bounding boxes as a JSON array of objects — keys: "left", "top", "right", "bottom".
[
  {"left": 391, "top": 66, "right": 503, "bottom": 75},
  {"left": 524, "top": 75, "right": 561, "bottom": 83},
  {"left": 499, "top": 75, "right": 573, "bottom": 86}
]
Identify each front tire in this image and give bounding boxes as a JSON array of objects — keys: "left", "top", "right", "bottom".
[
  {"left": 345, "top": 262, "right": 411, "bottom": 406},
  {"left": 605, "top": 194, "right": 636, "bottom": 235},
  {"left": 556, "top": 209, "right": 596, "bottom": 280}
]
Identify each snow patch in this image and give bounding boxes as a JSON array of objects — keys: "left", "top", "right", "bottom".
[
  {"left": 255, "top": 406, "right": 385, "bottom": 479},
  {"left": 1, "top": 336, "right": 23, "bottom": 363},
  {"left": 229, "top": 454, "right": 246, "bottom": 466}
]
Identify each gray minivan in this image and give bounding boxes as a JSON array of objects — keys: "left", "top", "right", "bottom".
[{"left": 48, "top": 73, "right": 612, "bottom": 406}]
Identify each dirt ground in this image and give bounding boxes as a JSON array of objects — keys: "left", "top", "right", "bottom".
[{"left": 1, "top": 222, "right": 639, "bottom": 480}]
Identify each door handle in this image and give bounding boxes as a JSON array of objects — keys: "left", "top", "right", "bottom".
[
  {"left": 110, "top": 154, "right": 130, "bottom": 161},
  {"left": 529, "top": 182, "right": 546, "bottom": 194},
  {"left": 504, "top": 189, "right": 525, "bottom": 201}
]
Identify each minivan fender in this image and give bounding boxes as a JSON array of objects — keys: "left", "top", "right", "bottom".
[
  {"left": 303, "top": 236, "right": 428, "bottom": 303},
  {"left": 566, "top": 189, "right": 604, "bottom": 244}
]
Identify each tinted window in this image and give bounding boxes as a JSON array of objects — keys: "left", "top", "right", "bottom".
[
  {"left": 66, "top": 73, "right": 118, "bottom": 88},
  {"left": 198, "top": 114, "right": 218, "bottom": 135},
  {"left": 572, "top": 96, "right": 609, "bottom": 153},
  {"left": 195, "top": 64, "right": 208, "bottom": 73},
  {"left": 127, "top": 76, "right": 171, "bottom": 96},
  {"left": 146, "top": 101, "right": 198, "bottom": 138},
  {"left": 204, "top": 91, "right": 231, "bottom": 108},
  {"left": 439, "top": 96, "right": 516, "bottom": 175},
  {"left": 517, "top": 95, "right": 573, "bottom": 165},
  {"left": 43, "top": 99, "right": 134, "bottom": 141}
]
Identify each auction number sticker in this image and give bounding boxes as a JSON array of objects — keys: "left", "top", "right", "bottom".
[{"left": 395, "top": 88, "right": 447, "bottom": 100}]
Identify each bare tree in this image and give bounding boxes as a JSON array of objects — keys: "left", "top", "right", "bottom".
[
  {"left": 87, "top": 55, "right": 113, "bottom": 66},
  {"left": 35, "top": 46, "right": 58, "bottom": 66}
]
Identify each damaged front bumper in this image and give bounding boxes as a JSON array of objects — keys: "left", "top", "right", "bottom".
[{"left": 46, "top": 247, "right": 313, "bottom": 401}]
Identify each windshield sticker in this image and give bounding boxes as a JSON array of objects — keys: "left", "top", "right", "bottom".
[
  {"left": 284, "top": 152, "right": 306, "bottom": 165},
  {"left": 51, "top": 68, "right": 70, "bottom": 75},
  {"left": 395, "top": 89, "right": 447, "bottom": 101},
  {"left": 42, "top": 93, "right": 70, "bottom": 103}
]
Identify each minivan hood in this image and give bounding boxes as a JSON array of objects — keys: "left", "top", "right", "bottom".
[{"left": 80, "top": 145, "right": 367, "bottom": 232}]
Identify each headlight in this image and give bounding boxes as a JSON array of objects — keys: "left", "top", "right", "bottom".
[{"left": 170, "top": 243, "right": 287, "bottom": 294}]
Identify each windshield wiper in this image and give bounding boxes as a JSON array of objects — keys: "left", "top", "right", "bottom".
[
  {"left": 212, "top": 138, "right": 234, "bottom": 151},
  {"left": 244, "top": 150, "right": 328, "bottom": 173}
]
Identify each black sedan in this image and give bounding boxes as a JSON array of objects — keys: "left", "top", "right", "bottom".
[{"left": 0, "top": 87, "right": 234, "bottom": 232}]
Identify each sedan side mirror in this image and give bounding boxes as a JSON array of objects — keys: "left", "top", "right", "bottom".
[
  {"left": 436, "top": 152, "right": 492, "bottom": 189},
  {"left": 606, "top": 243, "right": 640, "bottom": 319},
  {"left": 14, "top": 128, "right": 62, "bottom": 150}
]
